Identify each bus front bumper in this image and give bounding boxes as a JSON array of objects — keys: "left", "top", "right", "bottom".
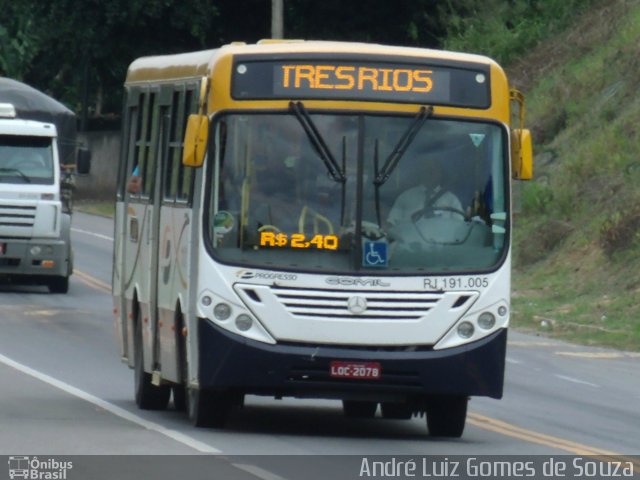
[{"left": 197, "top": 319, "right": 507, "bottom": 401}]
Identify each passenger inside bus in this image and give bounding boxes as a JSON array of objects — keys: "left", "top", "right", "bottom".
[
  {"left": 126, "top": 164, "right": 141, "bottom": 194},
  {"left": 247, "top": 129, "right": 337, "bottom": 239},
  {"left": 249, "top": 153, "right": 300, "bottom": 233}
]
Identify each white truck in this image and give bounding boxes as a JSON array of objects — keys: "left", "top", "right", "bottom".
[{"left": 0, "top": 102, "right": 72, "bottom": 293}]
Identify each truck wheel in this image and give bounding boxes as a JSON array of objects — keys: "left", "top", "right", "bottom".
[
  {"left": 426, "top": 396, "right": 468, "bottom": 438},
  {"left": 134, "top": 314, "right": 170, "bottom": 410},
  {"left": 343, "top": 400, "right": 378, "bottom": 418},
  {"left": 48, "top": 276, "right": 69, "bottom": 294}
]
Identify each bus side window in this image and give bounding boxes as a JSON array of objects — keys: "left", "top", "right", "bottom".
[
  {"left": 176, "top": 88, "right": 195, "bottom": 203},
  {"left": 164, "top": 89, "right": 183, "bottom": 202},
  {"left": 129, "top": 92, "right": 147, "bottom": 198},
  {"left": 130, "top": 91, "right": 152, "bottom": 198},
  {"left": 142, "top": 92, "right": 159, "bottom": 197},
  {"left": 118, "top": 100, "right": 139, "bottom": 199}
]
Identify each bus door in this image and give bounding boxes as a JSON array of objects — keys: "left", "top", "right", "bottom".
[
  {"left": 113, "top": 89, "right": 140, "bottom": 362},
  {"left": 121, "top": 88, "right": 157, "bottom": 366},
  {"left": 122, "top": 88, "right": 166, "bottom": 375},
  {"left": 146, "top": 94, "right": 173, "bottom": 380},
  {"left": 154, "top": 84, "right": 195, "bottom": 383}
]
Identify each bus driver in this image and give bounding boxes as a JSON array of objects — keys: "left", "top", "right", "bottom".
[{"left": 387, "top": 159, "right": 464, "bottom": 226}]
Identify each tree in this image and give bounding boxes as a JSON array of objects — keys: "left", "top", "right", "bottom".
[
  {"left": 284, "top": 0, "right": 444, "bottom": 47},
  {"left": 0, "top": 1, "right": 42, "bottom": 80},
  {"left": 2, "top": 0, "right": 221, "bottom": 123},
  {"left": 1, "top": 0, "right": 451, "bottom": 120}
]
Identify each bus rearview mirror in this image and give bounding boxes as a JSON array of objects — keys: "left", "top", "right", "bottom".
[
  {"left": 182, "top": 114, "right": 209, "bottom": 168},
  {"left": 512, "top": 128, "right": 533, "bottom": 180}
]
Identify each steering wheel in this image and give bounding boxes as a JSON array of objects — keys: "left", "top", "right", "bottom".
[
  {"left": 413, "top": 206, "right": 467, "bottom": 222},
  {"left": 431, "top": 206, "right": 467, "bottom": 218}
]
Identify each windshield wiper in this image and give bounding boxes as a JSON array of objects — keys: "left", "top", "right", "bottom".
[
  {"left": 0, "top": 167, "right": 31, "bottom": 183},
  {"left": 289, "top": 101, "right": 346, "bottom": 183},
  {"left": 373, "top": 105, "right": 433, "bottom": 186}
]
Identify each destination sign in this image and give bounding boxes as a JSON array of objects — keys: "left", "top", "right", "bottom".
[{"left": 231, "top": 56, "right": 491, "bottom": 108}]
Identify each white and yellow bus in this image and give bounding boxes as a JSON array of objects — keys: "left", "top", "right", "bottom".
[{"left": 113, "top": 40, "right": 532, "bottom": 437}]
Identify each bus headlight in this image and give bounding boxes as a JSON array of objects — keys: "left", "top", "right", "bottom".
[
  {"left": 197, "top": 290, "right": 275, "bottom": 344},
  {"left": 478, "top": 312, "right": 496, "bottom": 330},
  {"left": 235, "top": 314, "right": 253, "bottom": 331},
  {"left": 213, "top": 303, "right": 231, "bottom": 320},
  {"left": 201, "top": 295, "right": 212, "bottom": 307},
  {"left": 30, "top": 246, "right": 42, "bottom": 256},
  {"left": 457, "top": 321, "right": 474, "bottom": 339}
]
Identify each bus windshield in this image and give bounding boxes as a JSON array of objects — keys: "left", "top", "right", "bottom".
[
  {"left": 0, "top": 135, "right": 55, "bottom": 185},
  {"left": 206, "top": 112, "right": 508, "bottom": 274}
]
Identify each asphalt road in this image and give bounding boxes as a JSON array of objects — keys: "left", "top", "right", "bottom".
[{"left": 0, "top": 212, "right": 638, "bottom": 478}]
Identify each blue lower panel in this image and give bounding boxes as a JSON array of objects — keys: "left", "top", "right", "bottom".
[{"left": 198, "top": 319, "right": 506, "bottom": 400}]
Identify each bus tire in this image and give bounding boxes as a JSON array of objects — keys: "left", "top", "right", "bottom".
[
  {"left": 343, "top": 400, "right": 378, "bottom": 418},
  {"left": 381, "top": 402, "right": 413, "bottom": 420},
  {"left": 173, "top": 386, "right": 187, "bottom": 411},
  {"left": 134, "top": 315, "right": 170, "bottom": 410},
  {"left": 173, "top": 310, "right": 187, "bottom": 412},
  {"left": 187, "top": 388, "right": 231, "bottom": 428},
  {"left": 426, "top": 396, "right": 468, "bottom": 438},
  {"left": 48, "top": 276, "right": 69, "bottom": 294}
]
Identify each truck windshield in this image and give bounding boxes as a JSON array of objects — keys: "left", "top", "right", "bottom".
[
  {"left": 0, "top": 135, "right": 55, "bottom": 185},
  {"left": 205, "top": 112, "right": 508, "bottom": 275}
]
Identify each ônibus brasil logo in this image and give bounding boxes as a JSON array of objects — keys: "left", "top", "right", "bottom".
[{"left": 8, "top": 456, "right": 73, "bottom": 480}]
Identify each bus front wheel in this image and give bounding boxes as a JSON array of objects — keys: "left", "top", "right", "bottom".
[
  {"left": 187, "top": 388, "right": 232, "bottom": 428},
  {"left": 426, "top": 395, "right": 468, "bottom": 438}
]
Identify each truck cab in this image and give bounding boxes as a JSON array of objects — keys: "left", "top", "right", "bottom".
[{"left": 0, "top": 103, "right": 72, "bottom": 293}]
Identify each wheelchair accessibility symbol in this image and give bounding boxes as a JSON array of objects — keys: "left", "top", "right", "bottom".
[{"left": 363, "top": 240, "right": 388, "bottom": 267}]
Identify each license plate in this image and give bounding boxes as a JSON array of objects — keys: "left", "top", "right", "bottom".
[{"left": 330, "top": 361, "right": 381, "bottom": 380}]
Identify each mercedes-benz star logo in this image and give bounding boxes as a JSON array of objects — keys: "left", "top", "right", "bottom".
[{"left": 347, "top": 296, "right": 367, "bottom": 315}]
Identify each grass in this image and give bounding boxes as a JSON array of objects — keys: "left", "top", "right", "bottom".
[
  {"left": 443, "top": 0, "right": 640, "bottom": 351},
  {"left": 512, "top": 241, "right": 640, "bottom": 351},
  {"left": 74, "top": 200, "right": 115, "bottom": 217},
  {"left": 505, "top": 0, "right": 640, "bottom": 352}
]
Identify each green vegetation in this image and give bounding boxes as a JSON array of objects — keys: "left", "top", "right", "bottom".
[
  {"left": 74, "top": 200, "right": 114, "bottom": 218},
  {"left": 449, "top": 0, "right": 640, "bottom": 351},
  {"left": 441, "top": 0, "right": 597, "bottom": 65},
  {"left": 0, "top": 0, "right": 443, "bottom": 117}
]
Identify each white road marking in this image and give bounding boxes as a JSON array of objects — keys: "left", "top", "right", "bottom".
[
  {"left": 506, "top": 357, "right": 522, "bottom": 364},
  {"left": 556, "top": 351, "right": 640, "bottom": 359},
  {"left": 71, "top": 227, "right": 114, "bottom": 242},
  {"left": 0, "top": 352, "right": 221, "bottom": 454},
  {"left": 554, "top": 374, "right": 599, "bottom": 388}
]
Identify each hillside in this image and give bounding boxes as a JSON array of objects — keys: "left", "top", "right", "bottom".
[{"left": 506, "top": 0, "right": 640, "bottom": 350}]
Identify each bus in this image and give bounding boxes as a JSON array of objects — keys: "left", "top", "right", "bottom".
[{"left": 113, "top": 40, "right": 532, "bottom": 437}]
